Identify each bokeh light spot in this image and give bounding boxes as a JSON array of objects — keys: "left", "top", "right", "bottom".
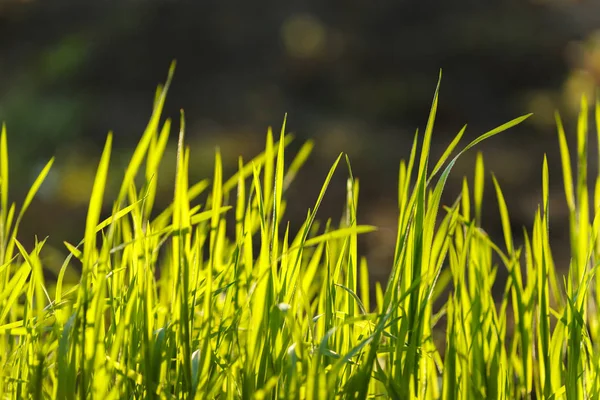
[{"left": 281, "top": 14, "right": 327, "bottom": 59}]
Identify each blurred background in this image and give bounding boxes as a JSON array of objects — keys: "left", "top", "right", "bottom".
[{"left": 1, "top": 0, "right": 600, "bottom": 285}]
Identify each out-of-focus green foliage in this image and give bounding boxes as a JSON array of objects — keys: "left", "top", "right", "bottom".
[{"left": 0, "top": 0, "right": 599, "bottom": 284}]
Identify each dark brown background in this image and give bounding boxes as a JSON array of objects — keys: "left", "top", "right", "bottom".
[{"left": 1, "top": 0, "right": 599, "bottom": 285}]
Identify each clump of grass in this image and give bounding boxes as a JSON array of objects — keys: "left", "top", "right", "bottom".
[{"left": 0, "top": 63, "right": 599, "bottom": 399}]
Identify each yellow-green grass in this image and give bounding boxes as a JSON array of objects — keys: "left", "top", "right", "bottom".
[{"left": 0, "top": 63, "right": 599, "bottom": 399}]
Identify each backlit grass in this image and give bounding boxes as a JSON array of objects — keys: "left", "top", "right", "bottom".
[{"left": 1, "top": 63, "right": 599, "bottom": 399}]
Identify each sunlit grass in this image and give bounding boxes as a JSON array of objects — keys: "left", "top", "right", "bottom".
[{"left": 0, "top": 63, "right": 599, "bottom": 399}]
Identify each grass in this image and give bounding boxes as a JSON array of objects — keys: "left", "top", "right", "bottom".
[{"left": 0, "top": 62, "right": 599, "bottom": 399}]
